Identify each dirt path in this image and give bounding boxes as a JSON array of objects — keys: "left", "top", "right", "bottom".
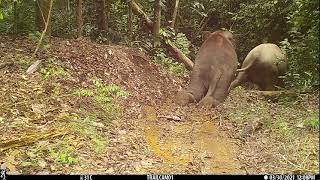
[{"left": 139, "top": 98, "right": 245, "bottom": 174}]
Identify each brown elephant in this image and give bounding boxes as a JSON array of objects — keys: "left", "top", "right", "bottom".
[
  {"left": 176, "top": 30, "right": 238, "bottom": 108},
  {"left": 229, "top": 43, "right": 288, "bottom": 91}
]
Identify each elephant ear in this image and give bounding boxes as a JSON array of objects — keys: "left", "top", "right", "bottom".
[
  {"left": 201, "top": 31, "right": 212, "bottom": 42},
  {"left": 227, "top": 36, "right": 236, "bottom": 49},
  {"left": 222, "top": 31, "right": 236, "bottom": 49}
]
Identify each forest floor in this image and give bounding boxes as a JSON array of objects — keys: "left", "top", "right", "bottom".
[{"left": 0, "top": 37, "right": 319, "bottom": 175}]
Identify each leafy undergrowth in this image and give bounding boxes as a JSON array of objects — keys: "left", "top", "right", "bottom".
[
  {"left": 0, "top": 37, "right": 318, "bottom": 174},
  {"left": 220, "top": 87, "right": 319, "bottom": 174},
  {"left": 0, "top": 36, "right": 185, "bottom": 174}
]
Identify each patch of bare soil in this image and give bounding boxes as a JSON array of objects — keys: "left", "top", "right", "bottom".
[
  {"left": 0, "top": 37, "right": 318, "bottom": 175},
  {"left": 138, "top": 98, "right": 244, "bottom": 174}
]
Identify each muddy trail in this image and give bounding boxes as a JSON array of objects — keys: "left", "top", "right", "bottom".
[
  {"left": 140, "top": 99, "right": 244, "bottom": 174},
  {"left": 0, "top": 37, "right": 318, "bottom": 174}
]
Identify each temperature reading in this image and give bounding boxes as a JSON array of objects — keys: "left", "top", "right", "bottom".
[{"left": 80, "top": 175, "right": 92, "bottom": 180}]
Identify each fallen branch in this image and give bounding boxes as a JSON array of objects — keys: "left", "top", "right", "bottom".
[
  {"left": 0, "top": 128, "right": 70, "bottom": 152},
  {"left": 158, "top": 115, "right": 184, "bottom": 122},
  {"left": 256, "top": 90, "right": 312, "bottom": 99},
  {"left": 131, "top": 1, "right": 194, "bottom": 70},
  {"left": 26, "top": 0, "right": 53, "bottom": 75},
  {"left": 0, "top": 62, "right": 14, "bottom": 69},
  {"left": 0, "top": 93, "right": 74, "bottom": 109}
]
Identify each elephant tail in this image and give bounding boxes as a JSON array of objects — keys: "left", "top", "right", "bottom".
[
  {"left": 236, "top": 66, "right": 250, "bottom": 72},
  {"left": 236, "top": 50, "right": 259, "bottom": 72},
  {"left": 236, "top": 59, "right": 255, "bottom": 72}
]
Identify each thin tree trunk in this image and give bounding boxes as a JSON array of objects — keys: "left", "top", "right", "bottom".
[
  {"left": 164, "top": 0, "right": 173, "bottom": 26},
  {"left": 199, "top": 15, "right": 210, "bottom": 33},
  {"left": 13, "top": 1, "right": 18, "bottom": 35},
  {"left": 76, "top": 0, "right": 83, "bottom": 38},
  {"left": 106, "top": 0, "right": 110, "bottom": 32},
  {"left": 67, "top": 0, "right": 72, "bottom": 33},
  {"left": 27, "top": 0, "right": 54, "bottom": 74},
  {"left": 95, "top": 0, "right": 107, "bottom": 36},
  {"left": 170, "top": 0, "right": 179, "bottom": 29},
  {"left": 192, "top": 15, "right": 211, "bottom": 41},
  {"left": 35, "top": 0, "right": 52, "bottom": 37},
  {"left": 128, "top": 1, "right": 133, "bottom": 45},
  {"left": 153, "top": 0, "right": 161, "bottom": 47},
  {"left": 131, "top": 1, "right": 194, "bottom": 70}
]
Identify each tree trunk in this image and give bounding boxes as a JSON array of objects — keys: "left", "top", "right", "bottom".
[
  {"left": 27, "top": 0, "right": 53, "bottom": 75},
  {"left": 35, "top": 0, "right": 52, "bottom": 37},
  {"left": 170, "top": 0, "right": 179, "bottom": 29},
  {"left": 13, "top": 0, "right": 18, "bottom": 35},
  {"left": 153, "top": 0, "right": 161, "bottom": 47},
  {"left": 131, "top": 1, "right": 194, "bottom": 70},
  {"left": 128, "top": 1, "right": 133, "bottom": 45},
  {"left": 164, "top": 0, "right": 173, "bottom": 26},
  {"left": 76, "top": 0, "right": 83, "bottom": 38},
  {"left": 67, "top": 0, "right": 72, "bottom": 33},
  {"left": 95, "top": 0, "right": 107, "bottom": 36}
]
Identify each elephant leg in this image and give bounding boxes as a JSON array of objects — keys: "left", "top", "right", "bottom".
[
  {"left": 260, "top": 79, "right": 276, "bottom": 91},
  {"left": 260, "top": 72, "right": 277, "bottom": 91},
  {"left": 228, "top": 72, "right": 248, "bottom": 92},
  {"left": 176, "top": 77, "right": 207, "bottom": 105},
  {"left": 210, "top": 72, "right": 235, "bottom": 107},
  {"left": 176, "top": 89, "right": 196, "bottom": 105},
  {"left": 198, "top": 69, "right": 222, "bottom": 108},
  {"left": 198, "top": 95, "right": 221, "bottom": 108},
  {"left": 260, "top": 83, "right": 275, "bottom": 91}
]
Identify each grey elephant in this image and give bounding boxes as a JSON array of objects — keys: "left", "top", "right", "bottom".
[
  {"left": 229, "top": 43, "right": 288, "bottom": 91},
  {"left": 176, "top": 30, "right": 238, "bottom": 108}
]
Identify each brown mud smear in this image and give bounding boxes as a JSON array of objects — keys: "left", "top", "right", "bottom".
[{"left": 142, "top": 98, "right": 245, "bottom": 174}]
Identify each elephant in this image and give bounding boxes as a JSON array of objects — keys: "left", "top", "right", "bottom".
[
  {"left": 229, "top": 43, "right": 288, "bottom": 91},
  {"left": 176, "top": 30, "right": 238, "bottom": 108}
]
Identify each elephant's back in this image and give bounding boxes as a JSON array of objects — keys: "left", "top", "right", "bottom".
[
  {"left": 195, "top": 37, "right": 237, "bottom": 69},
  {"left": 255, "top": 44, "right": 285, "bottom": 63},
  {"left": 242, "top": 43, "right": 285, "bottom": 69}
]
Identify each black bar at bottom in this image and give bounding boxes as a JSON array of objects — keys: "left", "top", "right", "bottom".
[{"left": 4, "top": 174, "right": 320, "bottom": 180}]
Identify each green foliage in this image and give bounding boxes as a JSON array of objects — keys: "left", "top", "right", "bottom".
[
  {"left": 40, "top": 58, "right": 70, "bottom": 80},
  {"left": 18, "top": 56, "right": 33, "bottom": 70},
  {"left": 0, "top": 0, "right": 36, "bottom": 35},
  {"left": 228, "top": 0, "right": 319, "bottom": 90},
  {"left": 51, "top": 0, "right": 76, "bottom": 38},
  {"left": 275, "top": 121, "right": 292, "bottom": 138},
  {"left": 174, "top": 33, "right": 191, "bottom": 55},
  {"left": 155, "top": 49, "right": 186, "bottom": 76},
  {"left": 51, "top": 151, "right": 78, "bottom": 165},
  {"left": 74, "top": 79, "right": 129, "bottom": 122},
  {"left": 75, "top": 80, "right": 129, "bottom": 102},
  {"left": 70, "top": 116, "right": 108, "bottom": 154},
  {"left": 28, "top": 31, "right": 51, "bottom": 51},
  {"left": 160, "top": 28, "right": 191, "bottom": 56},
  {"left": 74, "top": 89, "right": 94, "bottom": 97},
  {"left": 231, "top": 0, "right": 292, "bottom": 60},
  {"left": 49, "top": 139, "right": 79, "bottom": 165},
  {"left": 93, "top": 80, "right": 129, "bottom": 99},
  {"left": 304, "top": 118, "right": 319, "bottom": 130},
  {"left": 92, "top": 138, "right": 108, "bottom": 154},
  {"left": 280, "top": 0, "right": 319, "bottom": 90},
  {"left": 151, "top": 28, "right": 191, "bottom": 75},
  {"left": 0, "top": 0, "right": 318, "bottom": 90}
]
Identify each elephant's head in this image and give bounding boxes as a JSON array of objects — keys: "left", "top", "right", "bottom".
[{"left": 203, "top": 30, "right": 236, "bottom": 49}]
